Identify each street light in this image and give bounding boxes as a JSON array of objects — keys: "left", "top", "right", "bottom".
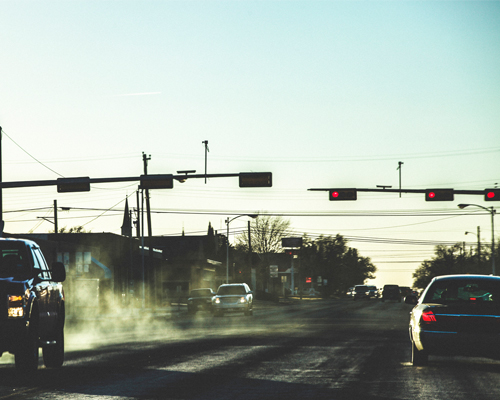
[
  {"left": 465, "top": 227, "right": 481, "bottom": 265},
  {"left": 458, "top": 204, "right": 496, "bottom": 275},
  {"left": 226, "top": 214, "right": 258, "bottom": 284}
]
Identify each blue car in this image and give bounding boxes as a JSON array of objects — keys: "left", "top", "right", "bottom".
[{"left": 408, "top": 274, "right": 500, "bottom": 365}]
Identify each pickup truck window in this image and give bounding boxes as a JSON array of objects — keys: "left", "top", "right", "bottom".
[{"left": 32, "top": 247, "right": 51, "bottom": 280}]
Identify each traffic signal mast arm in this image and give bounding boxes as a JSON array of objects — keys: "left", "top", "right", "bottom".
[
  {"left": 0, "top": 172, "right": 273, "bottom": 191},
  {"left": 308, "top": 187, "right": 496, "bottom": 201}
]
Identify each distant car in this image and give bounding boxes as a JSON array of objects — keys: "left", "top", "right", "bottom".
[
  {"left": 399, "top": 286, "right": 412, "bottom": 299},
  {"left": 408, "top": 274, "right": 500, "bottom": 366},
  {"left": 353, "top": 285, "right": 369, "bottom": 300},
  {"left": 366, "top": 285, "right": 378, "bottom": 299},
  {"left": 212, "top": 283, "right": 254, "bottom": 317},
  {"left": 346, "top": 287, "right": 355, "bottom": 297},
  {"left": 187, "top": 288, "right": 215, "bottom": 314},
  {"left": 381, "top": 284, "right": 401, "bottom": 302}
]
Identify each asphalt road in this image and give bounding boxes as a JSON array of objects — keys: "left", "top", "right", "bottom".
[{"left": 1, "top": 298, "right": 500, "bottom": 399}]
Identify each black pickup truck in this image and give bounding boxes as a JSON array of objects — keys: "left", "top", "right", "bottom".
[{"left": 0, "top": 238, "right": 66, "bottom": 371}]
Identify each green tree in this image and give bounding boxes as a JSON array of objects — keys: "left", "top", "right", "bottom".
[
  {"left": 300, "top": 234, "right": 376, "bottom": 296},
  {"left": 412, "top": 241, "right": 500, "bottom": 290}
]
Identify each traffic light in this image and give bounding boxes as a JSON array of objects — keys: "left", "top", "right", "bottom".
[
  {"left": 425, "top": 189, "right": 454, "bottom": 201},
  {"left": 329, "top": 189, "right": 357, "bottom": 201},
  {"left": 57, "top": 177, "right": 91, "bottom": 193},
  {"left": 140, "top": 174, "right": 174, "bottom": 189},
  {"left": 485, "top": 189, "right": 500, "bottom": 201},
  {"left": 239, "top": 172, "right": 272, "bottom": 187}
]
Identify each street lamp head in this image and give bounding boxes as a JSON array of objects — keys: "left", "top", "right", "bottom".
[
  {"left": 248, "top": 214, "right": 258, "bottom": 219},
  {"left": 458, "top": 204, "right": 470, "bottom": 209}
]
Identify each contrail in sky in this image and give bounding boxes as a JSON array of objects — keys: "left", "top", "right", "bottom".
[{"left": 112, "top": 92, "right": 162, "bottom": 97}]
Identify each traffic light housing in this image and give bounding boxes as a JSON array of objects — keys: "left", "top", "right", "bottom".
[
  {"left": 329, "top": 189, "right": 357, "bottom": 201},
  {"left": 425, "top": 189, "right": 454, "bottom": 201},
  {"left": 485, "top": 189, "right": 500, "bottom": 201},
  {"left": 140, "top": 174, "right": 174, "bottom": 189},
  {"left": 57, "top": 177, "right": 91, "bottom": 193},
  {"left": 239, "top": 172, "right": 272, "bottom": 187}
]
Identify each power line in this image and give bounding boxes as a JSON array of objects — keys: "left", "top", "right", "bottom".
[{"left": 2, "top": 130, "right": 64, "bottom": 177}]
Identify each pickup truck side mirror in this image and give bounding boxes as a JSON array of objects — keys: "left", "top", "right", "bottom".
[{"left": 51, "top": 262, "right": 66, "bottom": 282}]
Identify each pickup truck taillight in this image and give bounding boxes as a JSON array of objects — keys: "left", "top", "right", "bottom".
[{"left": 7, "top": 295, "right": 24, "bottom": 318}]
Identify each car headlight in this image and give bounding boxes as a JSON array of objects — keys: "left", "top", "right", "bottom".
[
  {"left": 240, "top": 297, "right": 247, "bottom": 303},
  {"left": 214, "top": 298, "right": 221, "bottom": 304}
]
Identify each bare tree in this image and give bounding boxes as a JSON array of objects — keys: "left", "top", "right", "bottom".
[{"left": 235, "top": 214, "right": 292, "bottom": 254}]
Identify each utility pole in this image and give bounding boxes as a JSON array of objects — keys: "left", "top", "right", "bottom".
[
  {"left": 142, "top": 153, "right": 152, "bottom": 237},
  {"left": 202, "top": 140, "right": 209, "bottom": 184},
  {"left": 54, "top": 199, "right": 58, "bottom": 234},
  {"left": 0, "top": 126, "right": 3, "bottom": 237},
  {"left": 397, "top": 161, "right": 404, "bottom": 198}
]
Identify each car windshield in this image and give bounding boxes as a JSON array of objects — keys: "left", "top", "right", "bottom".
[
  {"left": 423, "top": 279, "right": 500, "bottom": 305},
  {"left": 0, "top": 243, "right": 32, "bottom": 279},
  {"left": 355, "top": 286, "right": 367, "bottom": 292},
  {"left": 218, "top": 286, "right": 246, "bottom": 295}
]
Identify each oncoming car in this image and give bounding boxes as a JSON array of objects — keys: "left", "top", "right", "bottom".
[
  {"left": 408, "top": 274, "right": 500, "bottom": 366},
  {"left": 187, "top": 288, "right": 215, "bottom": 314},
  {"left": 212, "top": 283, "right": 253, "bottom": 317}
]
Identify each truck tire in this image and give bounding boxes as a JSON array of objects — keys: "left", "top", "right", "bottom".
[
  {"left": 43, "top": 325, "right": 64, "bottom": 368},
  {"left": 15, "top": 319, "right": 39, "bottom": 373}
]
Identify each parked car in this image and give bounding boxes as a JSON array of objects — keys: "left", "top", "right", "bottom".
[
  {"left": 0, "top": 238, "right": 66, "bottom": 372},
  {"left": 187, "top": 288, "right": 215, "bottom": 314},
  {"left": 381, "top": 284, "right": 401, "bottom": 302},
  {"left": 212, "top": 283, "right": 253, "bottom": 317},
  {"left": 353, "top": 285, "right": 369, "bottom": 300},
  {"left": 408, "top": 274, "right": 500, "bottom": 366}
]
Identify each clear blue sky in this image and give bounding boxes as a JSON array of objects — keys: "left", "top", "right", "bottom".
[{"left": 1, "top": 1, "right": 499, "bottom": 288}]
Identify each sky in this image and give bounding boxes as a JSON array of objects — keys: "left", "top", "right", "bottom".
[{"left": 1, "top": 0, "right": 499, "bottom": 289}]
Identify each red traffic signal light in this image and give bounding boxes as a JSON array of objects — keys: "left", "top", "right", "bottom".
[
  {"left": 485, "top": 189, "right": 500, "bottom": 201},
  {"left": 329, "top": 189, "right": 357, "bottom": 201},
  {"left": 425, "top": 189, "right": 454, "bottom": 201}
]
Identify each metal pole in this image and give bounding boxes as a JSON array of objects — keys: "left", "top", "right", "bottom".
[
  {"left": 54, "top": 199, "right": 58, "bottom": 234},
  {"left": 477, "top": 226, "right": 481, "bottom": 265},
  {"left": 141, "top": 189, "right": 145, "bottom": 308},
  {"left": 397, "top": 161, "right": 403, "bottom": 198},
  {"left": 0, "top": 126, "right": 3, "bottom": 237},
  {"left": 226, "top": 218, "right": 229, "bottom": 284},
  {"left": 142, "top": 153, "right": 152, "bottom": 237},
  {"left": 491, "top": 208, "right": 496, "bottom": 276}
]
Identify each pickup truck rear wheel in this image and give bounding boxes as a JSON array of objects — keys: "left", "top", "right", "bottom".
[
  {"left": 43, "top": 325, "right": 64, "bottom": 368},
  {"left": 15, "top": 320, "right": 39, "bottom": 373}
]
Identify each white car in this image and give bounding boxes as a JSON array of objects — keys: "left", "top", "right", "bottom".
[{"left": 213, "top": 283, "right": 253, "bottom": 317}]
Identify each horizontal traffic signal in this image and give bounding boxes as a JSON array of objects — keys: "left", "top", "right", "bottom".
[
  {"left": 329, "top": 189, "right": 357, "bottom": 201},
  {"left": 140, "top": 174, "right": 174, "bottom": 189},
  {"left": 425, "top": 189, "right": 454, "bottom": 201},
  {"left": 57, "top": 177, "right": 91, "bottom": 193},
  {"left": 485, "top": 189, "right": 500, "bottom": 201},
  {"left": 239, "top": 172, "right": 272, "bottom": 187}
]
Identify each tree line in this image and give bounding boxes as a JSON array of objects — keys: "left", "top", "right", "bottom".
[
  {"left": 412, "top": 241, "right": 500, "bottom": 289},
  {"left": 234, "top": 215, "right": 376, "bottom": 296}
]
